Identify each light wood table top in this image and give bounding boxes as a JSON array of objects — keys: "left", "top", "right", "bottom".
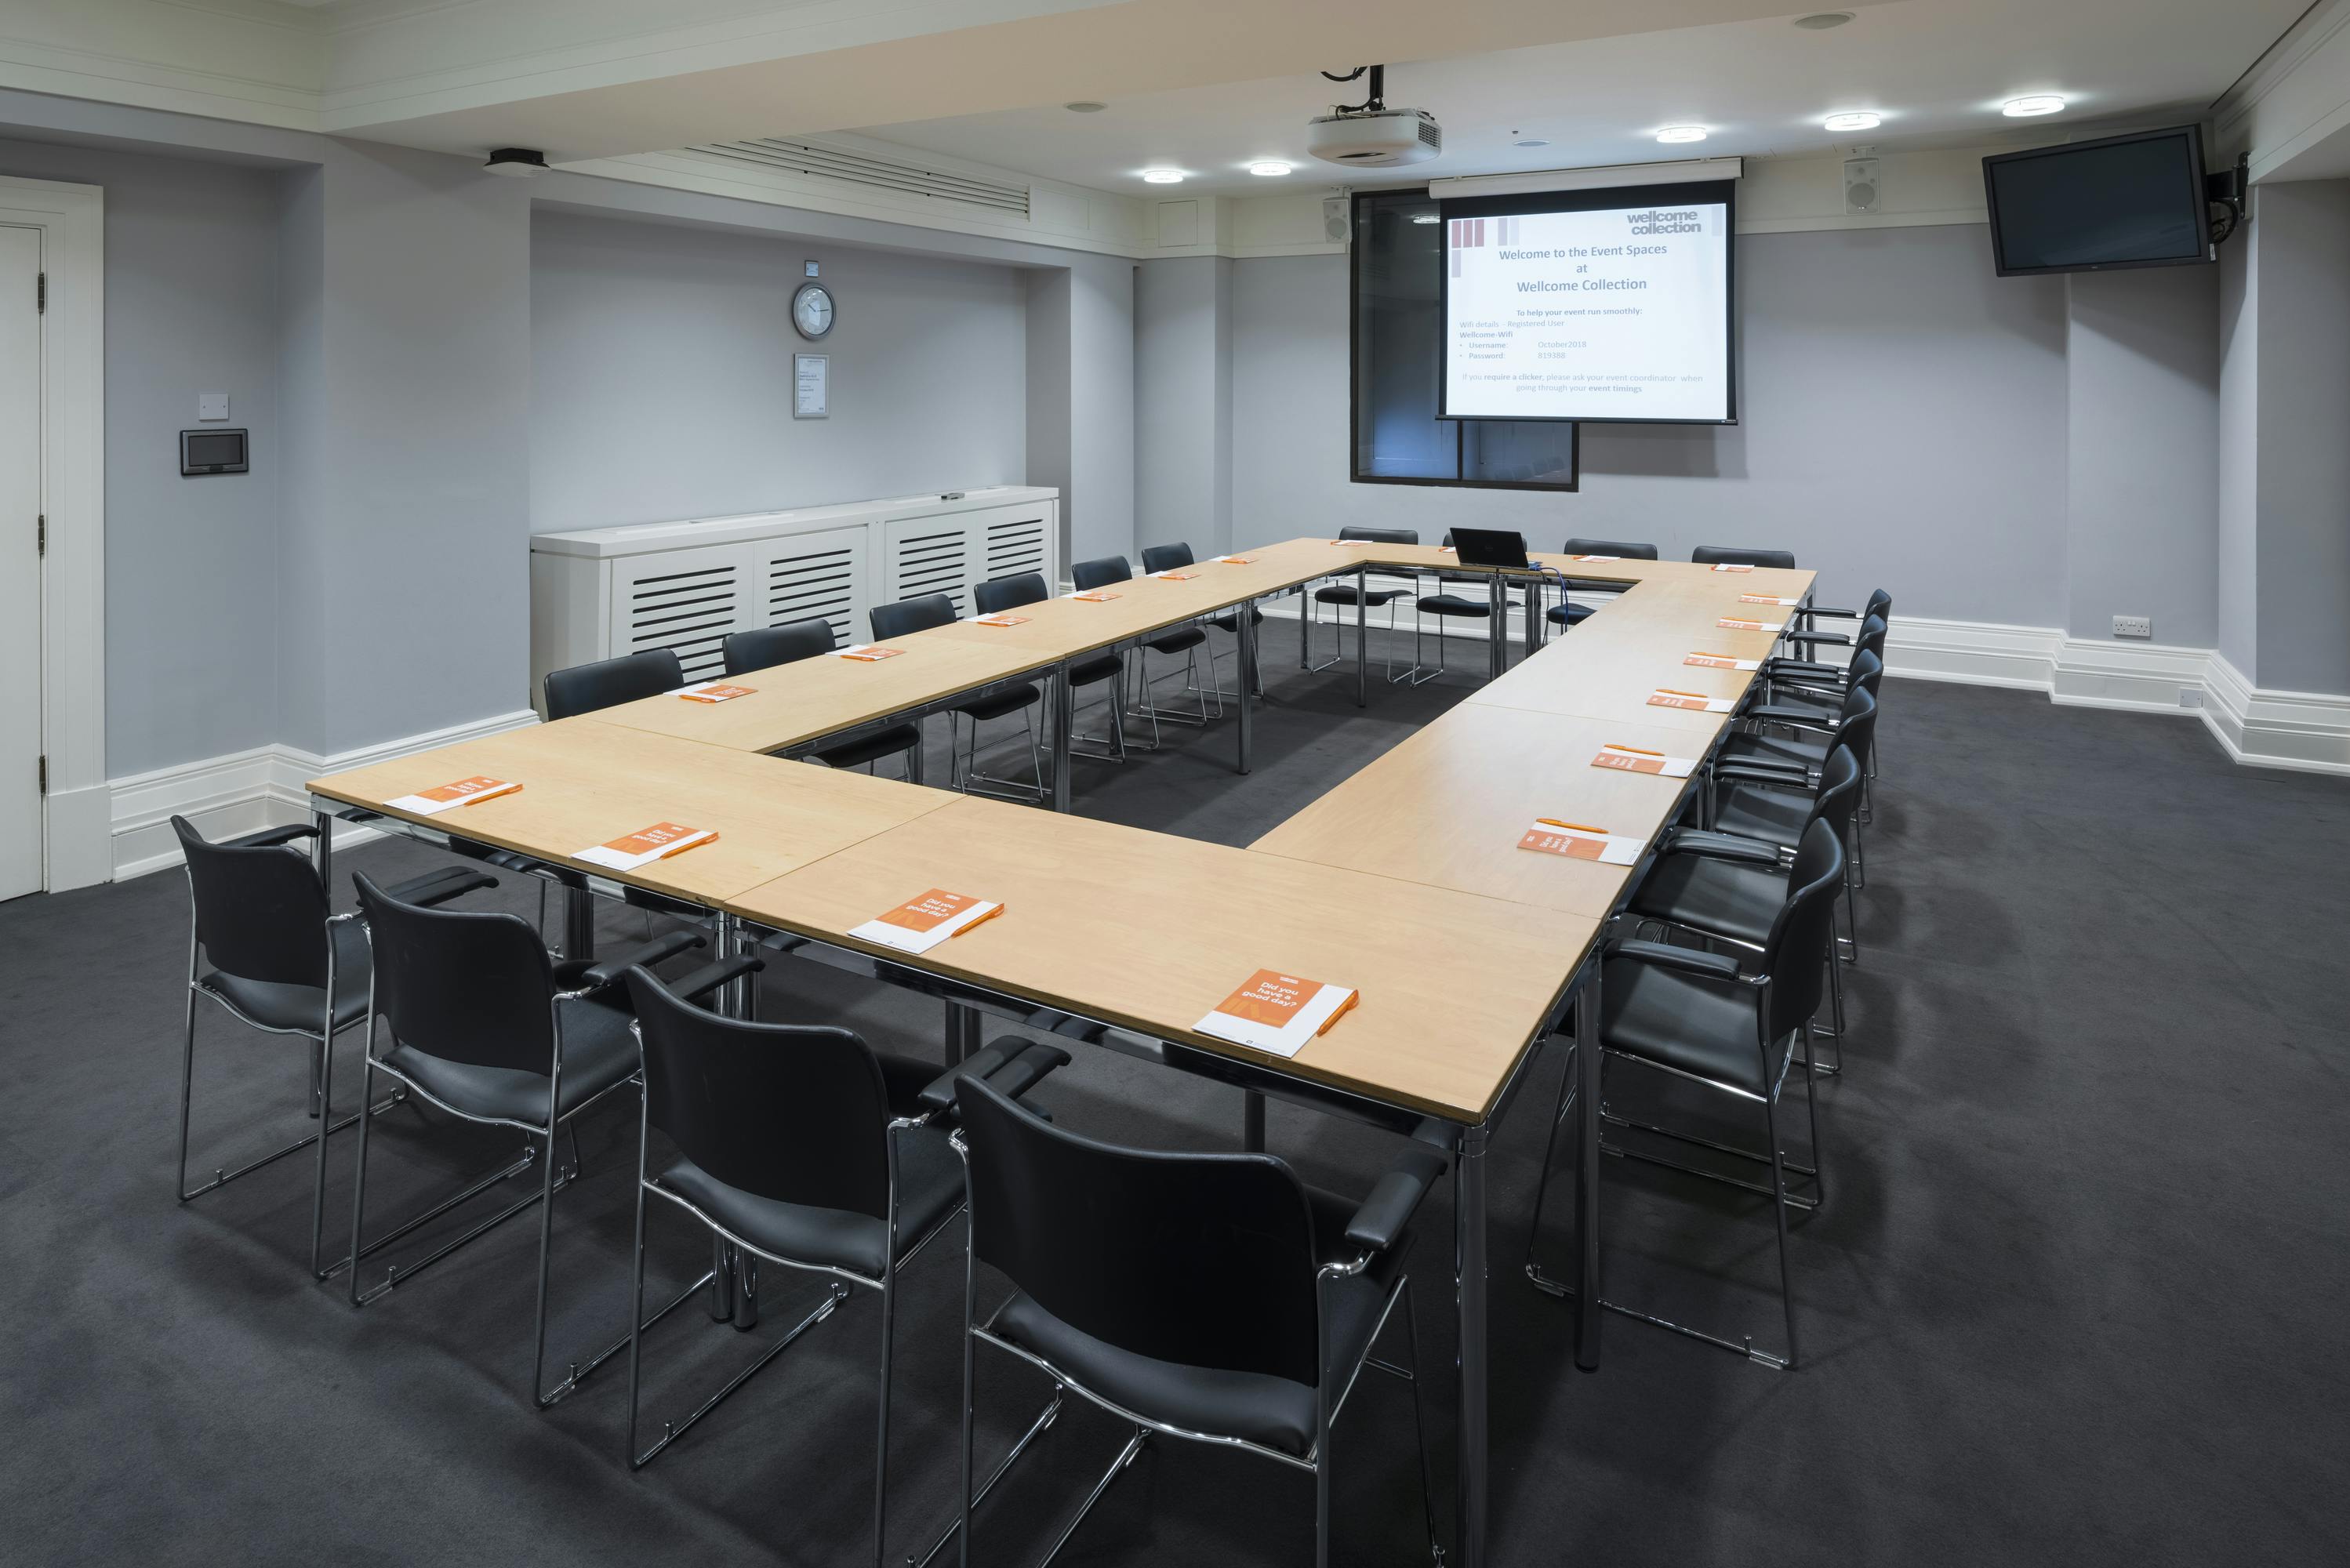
[
  {"left": 306, "top": 718, "right": 957, "bottom": 906},
  {"left": 1250, "top": 710, "right": 1710, "bottom": 919},
  {"left": 723, "top": 793, "right": 1585, "bottom": 1124}
]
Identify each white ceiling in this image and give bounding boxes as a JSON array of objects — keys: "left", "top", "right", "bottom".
[{"left": 855, "top": 0, "right": 2305, "bottom": 197}]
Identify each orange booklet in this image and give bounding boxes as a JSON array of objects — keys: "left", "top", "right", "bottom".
[
  {"left": 1331, "top": 539, "right": 1375, "bottom": 546},
  {"left": 1573, "top": 554, "right": 1622, "bottom": 562},
  {"left": 1649, "top": 688, "right": 1736, "bottom": 713},
  {"left": 575, "top": 822, "right": 718, "bottom": 872},
  {"left": 1716, "top": 616, "right": 1784, "bottom": 633},
  {"left": 1738, "top": 593, "right": 1803, "bottom": 608},
  {"left": 386, "top": 775, "right": 521, "bottom": 817},
  {"left": 1711, "top": 562, "right": 1755, "bottom": 573},
  {"left": 848, "top": 888, "right": 1004, "bottom": 955},
  {"left": 1194, "top": 969, "right": 1358, "bottom": 1058},
  {"left": 677, "top": 682, "right": 756, "bottom": 702},
  {"left": 1591, "top": 744, "right": 1697, "bottom": 779},
  {"left": 1216, "top": 554, "right": 1258, "bottom": 564},
  {"left": 1070, "top": 590, "right": 1122, "bottom": 603},
  {"left": 973, "top": 612, "right": 1030, "bottom": 627},
  {"left": 1684, "top": 651, "right": 1760, "bottom": 671},
  {"left": 1151, "top": 570, "right": 1198, "bottom": 581},
  {"left": 1517, "top": 819, "right": 1642, "bottom": 866},
  {"left": 837, "top": 645, "right": 904, "bottom": 661}
]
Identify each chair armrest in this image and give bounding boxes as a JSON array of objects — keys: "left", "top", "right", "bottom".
[
  {"left": 1741, "top": 705, "right": 1839, "bottom": 732},
  {"left": 1783, "top": 630, "right": 1852, "bottom": 648},
  {"left": 1343, "top": 1144, "right": 1449, "bottom": 1255},
  {"left": 1662, "top": 829, "right": 1785, "bottom": 866},
  {"left": 1803, "top": 605, "right": 1860, "bottom": 620},
  {"left": 1712, "top": 760, "right": 1817, "bottom": 793},
  {"left": 664, "top": 953, "right": 765, "bottom": 1004},
  {"left": 921, "top": 1038, "right": 1073, "bottom": 1116},
  {"left": 1604, "top": 937, "right": 1745, "bottom": 982},
  {"left": 383, "top": 866, "right": 499, "bottom": 908},
  {"left": 1760, "top": 658, "right": 1843, "bottom": 681},
  {"left": 579, "top": 928, "right": 707, "bottom": 990},
  {"left": 231, "top": 823, "right": 319, "bottom": 850}
]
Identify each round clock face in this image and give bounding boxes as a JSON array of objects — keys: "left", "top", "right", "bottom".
[{"left": 792, "top": 282, "right": 835, "bottom": 339}]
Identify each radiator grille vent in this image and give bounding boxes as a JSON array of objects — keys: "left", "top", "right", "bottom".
[{"left": 691, "top": 139, "right": 1031, "bottom": 216}]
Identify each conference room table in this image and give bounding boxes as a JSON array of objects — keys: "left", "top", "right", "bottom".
[{"left": 307, "top": 540, "right": 1814, "bottom": 1566}]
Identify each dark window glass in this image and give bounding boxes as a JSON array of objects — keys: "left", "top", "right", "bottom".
[{"left": 1350, "top": 189, "right": 1577, "bottom": 490}]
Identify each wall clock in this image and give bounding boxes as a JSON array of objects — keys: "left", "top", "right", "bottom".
[{"left": 791, "top": 281, "right": 836, "bottom": 340}]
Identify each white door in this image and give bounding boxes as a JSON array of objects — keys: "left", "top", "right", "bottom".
[{"left": 0, "top": 225, "right": 41, "bottom": 901}]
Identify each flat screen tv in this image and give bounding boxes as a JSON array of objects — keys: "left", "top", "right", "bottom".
[{"left": 1983, "top": 126, "right": 2212, "bottom": 277}]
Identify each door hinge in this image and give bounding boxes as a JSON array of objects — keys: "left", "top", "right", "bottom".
[
  {"left": 37, "top": 756, "right": 45, "bottom": 794},
  {"left": 35, "top": 514, "right": 44, "bottom": 557},
  {"left": 35, "top": 272, "right": 44, "bottom": 314}
]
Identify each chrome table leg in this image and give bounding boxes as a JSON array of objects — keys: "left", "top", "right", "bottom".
[
  {"left": 1454, "top": 1121, "right": 1491, "bottom": 1568},
  {"left": 1236, "top": 596, "right": 1256, "bottom": 775},
  {"left": 1357, "top": 565, "right": 1369, "bottom": 709},
  {"left": 1576, "top": 964, "right": 1604, "bottom": 1372},
  {"left": 1050, "top": 662, "right": 1073, "bottom": 814}
]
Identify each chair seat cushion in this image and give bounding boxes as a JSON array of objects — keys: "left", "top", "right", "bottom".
[
  {"left": 1629, "top": 854, "right": 1788, "bottom": 949},
  {"left": 1314, "top": 586, "right": 1408, "bottom": 607},
  {"left": 1418, "top": 593, "right": 1492, "bottom": 618},
  {"left": 1709, "top": 782, "right": 1817, "bottom": 848},
  {"left": 1069, "top": 652, "right": 1123, "bottom": 688},
  {"left": 199, "top": 916, "right": 373, "bottom": 1035},
  {"left": 1147, "top": 626, "right": 1208, "bottom": 656},
  {"left": 652, "top": 1120, "right": 964, "bottom": 1280},
  {"left": 1545, "top": 601, "right": 1598, "bottom": 626},
  {"left": 1600, "top": 953, "right": 1781, "bottom": 1096},
  {"left": 986, "top": 1186, "right": 1407, "bottom": 1457},
  {"left": 1767, "top": 684, "right": 1843, "bottom": 718},
  {"left": 813, "top": 723, "right": 921, "bottom": 771},
  {"left": 380, "top": 992, "right": 639, "bottom": 1128},
  {"left": 1720, "top": 731, "right": 1830, "bottom": 771},
  {"left": 957, "top": 683, "right": 1041, "bottom": 723}
]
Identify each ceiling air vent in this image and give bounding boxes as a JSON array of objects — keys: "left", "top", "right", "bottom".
[{"left": 691, "top": 139, "right": 1031, "bottom": 216}]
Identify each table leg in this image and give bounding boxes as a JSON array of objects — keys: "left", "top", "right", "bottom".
[
  {"left": 945, "top": 1000, "right": 982, "bottom": 1066},
  {"left": 1051, "top": 662, "right": 1073, "bottom": 814},
  {"left": 1298, "top": 584, "right": 1311, "bottom": 670},
  {"left": 565, "top": 882, "right": 597, "bottom": 962},
  {"left": 1236, "top": 596, "right": 1256, "bottom": 775},
  {"left": 906, "top": 716, "right": 926, "bottom": 787},
  {"left": 310, "top": 803, "right": 334, "bottom": 1116},
  {"left": 1487, "top": 575, "right": 1505, "bottom": 683},
  {"left": 1524, "top": 576, "right": 1541, "bottom": 652},
  {"left": 1576, "top": 963, "right": 1604, "bottom": 1372},
  {"left": 1455, "top": 1121, "right": 1491, "bottom": 1568},
  {"left": 1242, "top": 1089, "right": 1265, "bottom": 1152},
  {"left": 1357, "top": 565, "right": 1369, "bottom": 709}
]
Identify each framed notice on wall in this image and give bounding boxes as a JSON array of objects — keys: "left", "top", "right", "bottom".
[{"left": 794, "top": 353, "right": 829, "bottom": 419}]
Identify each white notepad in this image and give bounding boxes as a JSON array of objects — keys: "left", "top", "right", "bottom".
[{"left": 1517, "top": 821, "right": 1644, "bottom": 866}]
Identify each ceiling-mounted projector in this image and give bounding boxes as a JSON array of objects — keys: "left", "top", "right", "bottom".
[{"left": 1307, "top": 64, "right": 1441, "bottom": 168}]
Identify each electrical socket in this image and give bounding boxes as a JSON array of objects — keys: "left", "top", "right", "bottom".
[{"left": 2112, "top": 615, "right": 2152, "bottom": 639}]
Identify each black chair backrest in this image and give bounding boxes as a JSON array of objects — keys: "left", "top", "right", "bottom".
[
  {"left": 543, "top": 649, "right": 682, "bottom": 720},
  {"left": 958, "top": 1076, "right": 1324, "bottom": 1388},
  {"left": 627, "top": 969, "right": 893, "bottom": 1221},
  {"left": 1865, "top": 588, "right": 1893, "bottom": 622},
  {"left": 725, "top": 619, "right": 835, "bottom": 676},
  {"left": 1854, "top": 614, "right": 1888, "bottom": 664},
  {"left": 1070, "top": 556, "right": 1133, "bottom": 591},
  {"left": 974, "top": 572, "right": 1049, "bottom": 615},
  {"left": 1760, "top": 818, "right": 1847, "bottom": 1042},
  {"left": 1341, "top": 526, "right": 1418, "bottom": 546},
  {"left": 1563, "top": 537, "right": 1659, "bottom": 560},
  {"left": 1845, "top": 646, "right": 1884, "bottom": 699},
  {"left": 1139, "top": 543, "right": 1196, "bottom": 574},
  {"left": 870, "top": 593, "right": 957, "bottom": 643},
  {"left": 174, "top": 817, "right": 329, "bottom": 987},
  {"left": 1693, "top": 546, "right": 1798, "bottom": 570},
  {"left": 354, "top": 872, "right": 556, "bottom": 1076},
  {"left": 1808, "top": 746, "right": 1863, "bottom": 844}
]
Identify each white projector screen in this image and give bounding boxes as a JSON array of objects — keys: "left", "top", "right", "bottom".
[{"left": 1441, "top": 182, "right": 1737, "bottom": 424}]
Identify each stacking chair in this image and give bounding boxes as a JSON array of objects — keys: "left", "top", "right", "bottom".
[
  {"left": 869, "top": 594, "right": 1044, "bottom": 800},
  {"left": 1547, "top": 537, "right": 1658, "bottom": 630},
  {"left": 1777, "top": 591, "right": 1892, "bottom": 826},
  {"left": 940, "top": 1078, "right": 1446, "bottom": 1568},
  {"left": 1411, "top": 531, "right": 1499, "bottom": 680},
  {"left": 1787, "top": 587, "right": 1892, "bottom": 662},
  {"left": 1526, "top": 817, "right": 1847, "bottom": 1370},
  {"left": 623, "top": 968, "right": 1067, "bottom": 1568},
  {"left": 1071, "top": 555, "right": 1212, "bottom": 743},
  {"left": 1691, "top": 545, "right": 1799, "bottom": 571},
  {"left": 543, "top": 648, "right": 682, "bottom": 720},
  {"left": 1306, "top": 526, "right": 1422, "bottom": 683},
  {"left": 342, "top": 872, "right": 702, "bottom": 1406},
  {"left": 975, "top": 572, "right": 1129, "bottom": 764},
  {"left": 722, "top": 619, "right": 926, "bottom": 781},
  {"left": 1142, "top": 542, "right": 1263, "bottom": 702},
  {"left": 172, "top": 816, "right": 496, "bottom": 1276},
  {"left": 1718, "top": 682, "right": 1879, "bottom": 891}
]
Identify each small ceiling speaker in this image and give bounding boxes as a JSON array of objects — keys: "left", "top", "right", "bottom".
[
  {"left": 1843, "top": 157, "right": 1880, "bottom": 215},
  {"left": 1324, "top": 195, "right": 1351, "bottom": 245}
]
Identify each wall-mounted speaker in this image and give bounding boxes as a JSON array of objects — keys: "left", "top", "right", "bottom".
[
  {"left": 1843, "top": 157, "right": 1881, "bottom": 215},
  {"left": 1323, "top": 195, "right": 1351, "bottom": 245}
]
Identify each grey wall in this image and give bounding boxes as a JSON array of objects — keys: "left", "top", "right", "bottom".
[
  {"left": 530, "top": 209, "right": 1027, "bottom": 530},
  {"left": 1134, "top": 255, "right": 1232, "bottom": 557},
  {"left": 0, "top": 136, "right": 286, "bottom": 778}
]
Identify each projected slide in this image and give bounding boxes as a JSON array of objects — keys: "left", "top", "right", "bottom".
[{"left": 1444, "top": 201, "right": 1732, "bottom": 423}]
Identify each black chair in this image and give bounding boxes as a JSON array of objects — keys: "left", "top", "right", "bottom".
[
  {"left": 1072, "top": 555, "right": 1212, "bottom": 745},
  {"left": 868, "top": 593, "right": 1044, "bottom": 800},
  {"left": 1307, "top": 526, "right": 1422, "bottom": 684},
  {"left": 1527, "top": 816, "right": 1847, "bottom": 1370},
  {"left": 722, "top": 618, "right": 926, "bottom": 781},
  {"left": 343, "top": 872, "right": 702, "bottom": 1406},
  {"left": 623, "top": 967, "right": 1066, "bottom": 1568},
  {"left": 1718, "top": 681, "right": 1880, "bottom": 890},
  {"left": 1546, "top": 537, "right": 1659, "bottom": 630},
  {"left": 1411, "top": 531, "right": 1501, "bottom": 681},
  {"left": 940, "top": 1079, "right": 1446, "bottom": 1568},
  {"left": 975, "top": 572, "right": 1129, "bottom": 765},
  {"left": 1142, "top": 542, "right": 1262, "bottom": 702},
  {"left": 1785, "top": 587, "right": 1892, "bottom": 659},
  {"left": 172, "top": 816, "right": 496, "bottom": 1276},
  {"left": 1774, "top": 591, "right": 1892, "bottom": 828},
  {"left": 1691, "top": 545, "right": 1799, "bottom": 571},
  {"left": 543, "top": 649, "right": 682, "bottom": 721}
]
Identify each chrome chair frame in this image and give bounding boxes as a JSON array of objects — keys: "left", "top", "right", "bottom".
[
  {"left": 947, "top": 699, "right": 1049, "bottom": 803},
  {"left": 1305, "top": 575, "right": 1418, "bottom": 684}
]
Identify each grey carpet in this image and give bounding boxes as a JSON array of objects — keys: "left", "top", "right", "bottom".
[{"left": 3, "top": 641, "right": 2348, "bottom": 1566}]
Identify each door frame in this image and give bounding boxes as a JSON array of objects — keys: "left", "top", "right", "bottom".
[{"left": 0, "top": 176, "right": 105, "bottom": 891}]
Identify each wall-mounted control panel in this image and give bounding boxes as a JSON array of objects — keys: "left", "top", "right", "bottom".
[{"left": 180, "top": 428, "right": 249, "bottom": 477}]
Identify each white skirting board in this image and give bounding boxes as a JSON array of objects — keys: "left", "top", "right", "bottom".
[
  {"left": 1255, "top": 593, "right": 2350, "bottom": 775},
  {"left": 107, "top": 710, "right": 539, "bottom": 882}
]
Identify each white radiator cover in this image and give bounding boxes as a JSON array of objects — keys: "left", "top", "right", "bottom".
[{"left": 529, "top": 487, "right": 1059, "bottom": 706}]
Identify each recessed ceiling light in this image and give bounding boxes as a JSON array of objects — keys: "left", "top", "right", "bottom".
[
  {"left": 1823, "top": 111, "right": 1881, "bottom": 132},
  {"left": 1248, "top": 161, "right": 1293, "bottom": 177},
  {"left": 1514, "top": 138, "right": 1550, "bottom": 148},
  {"left": 1656, "top": 126, "right": 1708, "bottom": 145},
  {"left": 1064, "top": 101, "right": 1106, "bottom": 113},
  {"left": 2003, "top": 95, "right": 2066, "bottom": 118},
  {"left": 1141, "top": 168, "right": 1184, "bottom": 184},
  {"left": 1792, "top": 11, "right": 1854, "bottom": 27},
  {"left": 1411, "top": 213, "right": 1441, "bottom": 224}
]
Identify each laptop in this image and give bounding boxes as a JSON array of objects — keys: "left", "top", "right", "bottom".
[{"left": 1449, "top": 528, "right": 1533, "bottom": 570}]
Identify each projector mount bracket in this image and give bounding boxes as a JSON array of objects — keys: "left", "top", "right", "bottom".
[
  {"left": 2207, "top": 151, "right": 2249, "bottom": 249},
  {"left": 1320, "top": 64, "right": 1386, "bottom": 115}
]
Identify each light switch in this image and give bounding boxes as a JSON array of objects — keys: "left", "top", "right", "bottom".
[{"left": 198, "top": 393, "right": 230, "bottom": 423}]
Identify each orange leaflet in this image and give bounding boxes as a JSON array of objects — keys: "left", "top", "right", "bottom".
[
  {"left": 601, "top": 822, "right": 714, "bottom": 860},
  {"left": 413, "top": 775, "right": 518, "bottom": 807},
  {"left": 973, "top": 613, "right": 1030, "bottom": 627},
  {"left": 1070, "top": 590, "right": 1122, "bottom": 603},
  {"left": 679, "top": 684, "right": 755, "bottom": 702},
  {"left": 840, "top": 646, "right": 904, "bottom": 661},
  {"left": 872, "top": 888, "right": 1003, "bottom": 936},
  {"left": 1214, "top": 970, "right": 1357, "bottom": 1034}
]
